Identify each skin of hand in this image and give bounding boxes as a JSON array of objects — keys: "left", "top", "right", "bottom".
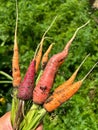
[{"left": 0, "top": 112, "right": 43, "bottom": 130}]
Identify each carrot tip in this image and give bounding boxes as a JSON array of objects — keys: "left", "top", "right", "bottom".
[{"left": 82, "top": 61, "right": 98, "bottom": 81}]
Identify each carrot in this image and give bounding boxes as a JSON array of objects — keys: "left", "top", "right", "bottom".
[
  {"left": 33, "top": 21, "right": 89, "bottom": 104},
  {"left": 35, "top": 43, "right": 54, "bottom": 85},
  {"left": 35, "top": 43, "right": 54, "bottom": 84},
  {"left": 41, "top": 43, "right": 55, "bottom": 69},
  {"left": 17, "top": 59, "right": 36, "bottom": 100},
  {"left": 13, "top": 58, "right": 36, "bottom": 129},
  {"left": 17, "top": 17, "right": 57, "bottom": 99},
  {"left": 43, "top": 62, "right": 98, "bottom": 112},
  {"left": 12, "top": 0, "right": 21, "bottom": 87},
  {"left": 35, "top": 38, "right": 44, "bottom": 73},
  {"left": 11, "top": 1, "right": 23, "bottom": 129},
  {"left": 35, "top": 16, "right": 57, "bottom": 73},
  {"left": 54, "top": 54, "right": 90, "bottom": 93}
]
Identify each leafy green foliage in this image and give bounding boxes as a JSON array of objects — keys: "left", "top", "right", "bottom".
[{"left": 0, "top": 0, "right": 98, "bottom": 129}]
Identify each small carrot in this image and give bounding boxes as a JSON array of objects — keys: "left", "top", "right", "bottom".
[
  {"left": 17, "top": 59, "right": 36, "bottom": 100},
  {"left": 12, "top": 0, "right": 21, "bottom": 87},
  {"left": 41, "top": 43, "right": 55, "bottom": 69},
  {"left": 35, "top": 16, "right": 57, "bottom": 73},
  {"left": 35, "top": 43, "right": 54, "bottom": 84},
  {"left": 43, "top": 62, "right": 98, "bottom": 112},
  {"left": 33, "top": 21, "right": 90, "bottom": 105},
  {"left": 35, "top": 38, "right": 44, "bottom": 73},
  {"left": 54, "top": 54, "right": 90, "bottom": 93}
]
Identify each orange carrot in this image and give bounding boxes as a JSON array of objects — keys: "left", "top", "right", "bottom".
[
  {"left": 11, "top": 2, "right": 22, "bottom": 129},
  {"left": 43, "top": 62, "right": 98, "bottom": 112},
  {"left": 35, "top": 43, "right": 54, "bottom": 84},
  {"left": 12, "top": 0, "right": 21, "bottom": 87},
  {"left": 35, "top": 16, "right": 57, "bottom": 73},
  {"left": 35, "top": 39, "right": 43, "bottom": 73},
  {"left": 41, "top": 43, "right": 55, "bottom": 69},
  {"left": 33, "top": 21, "right": 89, "bottom": 105},
  {"left": 54, "top": 54, "right": 90, "bottom": 93}
]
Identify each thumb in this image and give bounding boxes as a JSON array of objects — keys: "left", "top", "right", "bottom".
[{"left": 0, "top": 112, "right": 13, "bottom": 130}]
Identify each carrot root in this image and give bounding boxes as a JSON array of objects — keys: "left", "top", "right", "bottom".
[
  {"left": 44, "top": 61, "right": 97, "bottom": 112},
  {"left": 33, "top": 21, "right": 90, "bottom": 105},
  {"left": 54, "top": 53, "right": 90, "bottom": 93},
  {"left": 12, "top": 0, "right": 21, "bottom": 87}
]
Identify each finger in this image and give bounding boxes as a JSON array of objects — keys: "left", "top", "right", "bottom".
[
  {"left": 0, "top": 112, "right": 13, "bottom": 130},
  {"left": 36, "top": 123, "right": 43, "bottom": 130}
]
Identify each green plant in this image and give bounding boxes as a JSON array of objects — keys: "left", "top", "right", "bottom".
[{"left": 0, "top": 0, "right": 98, "bottom": 129}]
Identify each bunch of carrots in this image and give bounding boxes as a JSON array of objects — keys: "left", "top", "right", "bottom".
[{"left": 10, "top": 1, "right": 98, "bottom": 130}]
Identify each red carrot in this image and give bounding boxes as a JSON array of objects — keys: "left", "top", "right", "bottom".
[
  {"left": 43, "top": 62, "right": 98, "bottom": 112},
  {"left": 12, "top": 0, "right": 21, "bottom": 87},
  {"left": 33, "top": 21, "right": 89, "bottom": 104},
  {"left": 54, "top": 54, "right": 90, "bottom": 93},
  {"left": 17, "top": 16, "right": 57, "bottom": 100},
  {"left": 17, "top": 59, "right": 36, "bottom": 100}
]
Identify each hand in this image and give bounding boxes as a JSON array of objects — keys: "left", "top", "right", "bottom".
[
  {"left": 0, "top": 112, "right": 43, "bottom": 130},
  {"left": 0, "top": 112, "right": 13, "bottom": 130}
]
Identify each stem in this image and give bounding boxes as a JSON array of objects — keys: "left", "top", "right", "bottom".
[
  {"left": 13, "top": 100, "right": 23, "bottom": 130},
  {"left": 0, "top": 81, "right": 12, "bottom": 83},
  {"left": 11, "top": 88, "right": 19, "bottom": 127},
  {"left": 0, "top": 71, "right": 13, "bottom": 80},
  {"left": 35, "top": 70, "right": 43, "bottom": 85},
  {"left": 31, "top": 108, "right": 46, "bottom": 130},
  {"left": 19, "top": 103, "right": 40, "bottom": 130},
  {"left": 22, "top": 108, "right": 46, "bottom": 130}
]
